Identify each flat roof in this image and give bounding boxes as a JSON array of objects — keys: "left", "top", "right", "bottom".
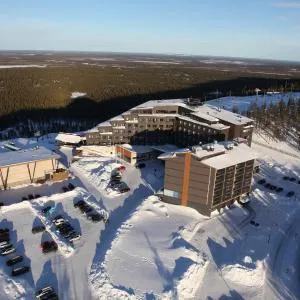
[
  {"left": 191, "top": 111, "right": 219, "bottom": 122},
  {"left": 200, "top": 143, "right": 257, "bottom": 169},
  {"left": 0, "top": 146, "right": 60, "bottom": 168},
  {"left": 55, "top": 133, "right": 83, "bottom": 144},
  {"left": 178, "top": 115, "right": 229, "bottom": 130},
  {"left": 197, "top": 105, "right": 253, "bottom": 125},
  {"left": 119, "top": 144, "right": 153, "bottom": 154}
]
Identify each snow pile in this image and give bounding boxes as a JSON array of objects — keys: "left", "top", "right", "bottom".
[
  {"left": 0, "top": 65, "right": 47, "bottom": 69},
  {"left": 89, "top": 195, "right": 207, "bottom": 299},
  {"left": 221, "top": 260, "right": 266, "bottom": 288},
  {"left": 71, "top": 92, "right": 87, "bottom": 99}
]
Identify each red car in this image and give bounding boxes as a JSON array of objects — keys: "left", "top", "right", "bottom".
[
  {"left": 120, "top": 187, "right": 130, "bottom": 193},
  {"left": 117, "top": 165, "right": 126, "bottom": 172}
]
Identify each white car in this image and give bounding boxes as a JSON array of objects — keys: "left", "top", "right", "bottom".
[{"left": 35, "top": 286, "right": 53, "bottom": 299}]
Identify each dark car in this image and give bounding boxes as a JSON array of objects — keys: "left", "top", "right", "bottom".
[
  {"left": 289, "top": 177, "right": 296, "bottom": 182},
  {"left": 6, "top": 255, "right": 23, "bottom": 266},
  {"left": 287, "top": 191, "right": 295, "bottom": 197},
  {"left": 283, "top": 176, "right": 289, "bottom": 180},
  {"left": 135, "top": 163, "right": 146, "bottom": 169},
  {"left": 34, "top": 194, "right": 41, "bottom": 199},
  {"left": 42, "top": 206, "right": 52, "bottom": 214},
  {"left": 80, "top": 206, "right": 93, "bottom": 215},
  {"left": 22, "top": 197, "right": 28, "bottom": 202},
  {"left": 298, "top": 180, "right": 300, "bottom": 184},
  {"left": 36, "top": 286, "right": 59, "bottom": 300},
  {"left": 32, "top": 225, "right": 46, "bottom": 234},
  {"left": 0, "top": 202, "right": 4, "bottom": 207},
  {"left": 87, "top": 213, "right": 103, "bottom": 222},
  {"left": 0, "top": 233, "right": 10, "bottom": 243},
  {"left": 270, "top": 185, "right": 276, "bottom": 191},
  {"left": 11, "top": 266, "right": 30, "bottom": 276},
  {"left": 74, "top": 200, "right": 86, "bottom": 208},
  {"left": 265, "top": 183, "right": 271, "bottom": 189},
  {"left": 276, "top": 187, "right": 283, "bottom": 192},
  {"left": 28, "top": 194, "right": 34, "bottom": 200},
  {"left": 41, "top": 241, "right": 58, "bottom": 253},
  {"left": 62, "top": 186, "right": 69, "bottom": 193},
  {"left": 68, "top": 183, "right": 75, "bottom": 190},
  {"left": 111, "top": 173, "right": 122, "bottom": 180},
  {"left": 258, "top": 179, "right": 266, "bottom": 185}
]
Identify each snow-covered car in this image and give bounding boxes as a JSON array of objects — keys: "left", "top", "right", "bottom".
[
  {"left": 11, "top": 266, "right": 30, "bottom": 276},
  {"left": 6, "top": 255, "right": 23, "bottom": 266},
  {"left": 0, "top": 241, "right": 10, "bottom": 248},
  {"left": 1, "top": 244, "right": 16, "bottom": 256}
]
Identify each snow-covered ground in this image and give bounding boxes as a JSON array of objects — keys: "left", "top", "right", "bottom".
[
  {"left": 0, "top": 93, "right": 300, "bottom": 299},
  {"left": 71, "top": 92, "right": 87, "bottom": 99},
  {"left": 208, "top": 92, "right": 300, "bottom": 113}
]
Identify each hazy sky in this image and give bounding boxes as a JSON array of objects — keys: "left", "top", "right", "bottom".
[{"left": 0, "top": 0, "right": 299, "bottom": 61}]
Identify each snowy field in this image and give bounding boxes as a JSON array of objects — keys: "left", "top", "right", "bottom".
[{"left": 208, "top": 92, "right": 300, "bottom": 113}]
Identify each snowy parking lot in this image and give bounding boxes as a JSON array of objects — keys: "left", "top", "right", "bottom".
[{"left": 0, "top": 129, "right": 300, "bottom": 299}]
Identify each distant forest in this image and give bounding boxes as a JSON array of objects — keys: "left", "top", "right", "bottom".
[{"left": 0, "top": 65, "right": 300, "bottom": 138}]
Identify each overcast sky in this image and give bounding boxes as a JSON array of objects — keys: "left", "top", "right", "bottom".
[{"left": 0, "top": 0, "right": 299, "bottom": 61}]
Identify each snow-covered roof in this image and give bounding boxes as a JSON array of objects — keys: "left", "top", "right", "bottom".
[
  {"left": 200, "top": 143, "right": 257, "bottom": 169},
  {"left": 0, "top": 146, "right": 60, "bottom": 168},
  {"left": 134, "top": 99, "right": 188, "bottom": 109},
  {"left": 151, "top": 144, "right": 179, "bottom": 153},
  {"left": 119, "top": 144, "right": 153, "bottom": 154},
  {"left": 158, "top": 148, "right": 190, "bottom": 160},
  {"left": 178, "top": 115, "right": 229, "bottom": 130},
  {"left": 55, "top": 133, "right": 83, "bottom": 144},
  {"left": 109, "top": 115, "right": 124, "bottom": 122},
  {"left": 190, "top": 111, "right": 219, "bottom": 122},
  {"left": 98, "top": 121, "right": 112, "bottom": 127},
  {"left": 138, "top": 113, "right": 178, "bottom": 118},
  {"left": 197, "top": 105, "right": 253, "bottom": 125}
]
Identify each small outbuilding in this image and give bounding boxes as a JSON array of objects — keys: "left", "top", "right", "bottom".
[{"left": 0, "top": 146, "right": 60, "bottom": 190}]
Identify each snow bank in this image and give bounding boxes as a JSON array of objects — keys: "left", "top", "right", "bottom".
[{"left": 221, "top": 260, "right": 266, "bottom": 288}]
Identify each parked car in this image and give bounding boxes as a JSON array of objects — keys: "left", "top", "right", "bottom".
[
  {"left": 257, "top": 179, "right": 266, "bottom": 185},
  {"left": 1, "top": 244, "right": 15, "bottom": 256},
  {"left": 22, "top": 197, "right": 28, "bottom": 201},
  {"left": 34, "top": 194, "right": 41, "bottom": 199},
  {"left": 87, "top": 213, "right": 103, "bottom": 222},
  {"left": 74, "top": 200, "right": 86, "bottom": 208},
  {"left": 32, "top": 225, "right": 46, "bottom": 234},
  {"left": 117, "top": 165, "right": 126, "bottom": 172},
  {"left": 286, "top": 191, "right": 295, "bottom": 197},
  {"left": 289, "top": 177, "right": 296, "bottom": 182},
  {"left": 68, "top": 183, "right": 75, "bottom": 190},
  {"left": 28, "top": 194, "right": 34, "bottom": 200},
  {"left": 270, "top": 185, "right": 277, "bottom": 191},
  {"left": 298, "top": 180, "right": 300, "bottom": 184},
  {"left": 0, "top": 233, "right": 10, "bottom": 242},
  {"left": 111, "top": 173, "right": 122, "bottom": 180},
  {"left": 6, "top": 255, "right": 23, "bottom": 266},
  {"left": 0, "top": 202, "right": 4, "bottom": 207},
  {"left": 41, "top": 241, "right": 58, "bottom": 253},
  {"left": 11, "top": 266, "right": 30, "bottom": 276},
  {"left": 250, "top": 220, "right": 259, "bottom": 227},
  {"left": 276, "top": 187, "right": 283, "bottom": 192},
  {"left": 135, "top": 163, "right": 146, "bottom": 169},
  {"left": 42, "top": 206, "right": 52, "bottom": 214},
  {"left": 54, "top": 219, "right": 66, "bottom": 226},
  {"left": 36, "top": 286, "right": 55, "bottom": 299},
  {"left": 283, "top": 176, "right": 289, "bottom": 180},
  {"left": 120, "top": 187, "right": 130, "bottom": 193},
  {"left": 0, "top": 241, "right": 10, "bottom": 248}
]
